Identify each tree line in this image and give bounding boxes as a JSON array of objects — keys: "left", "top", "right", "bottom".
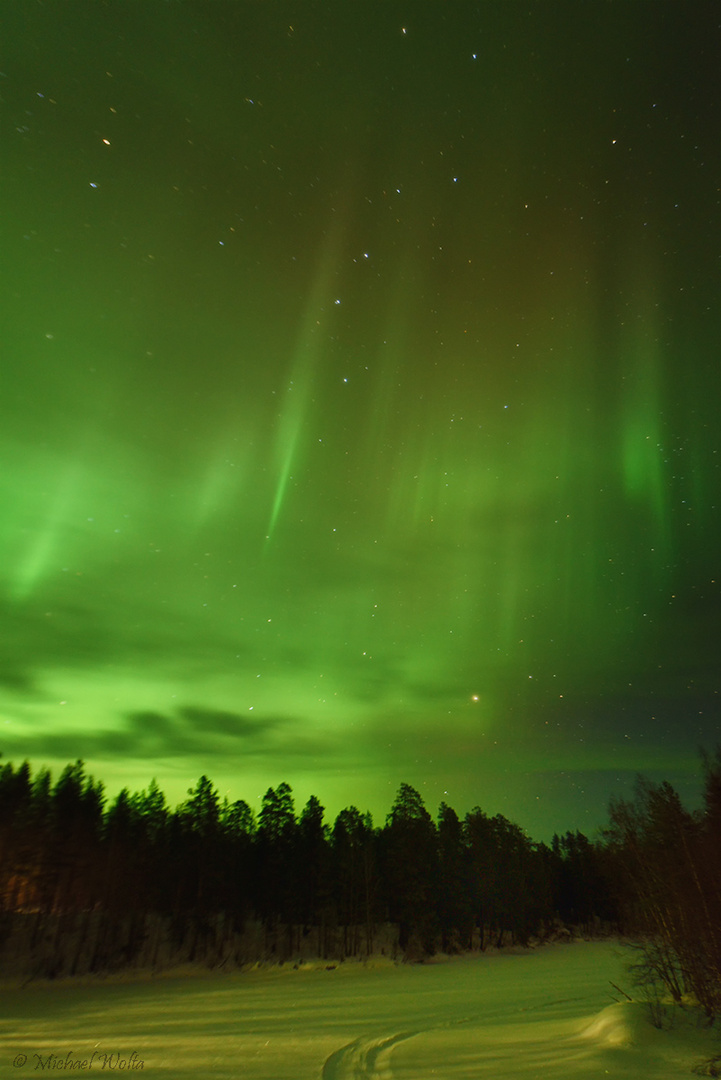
[
  {"left": 0, "top": 750, "right": 718, "bottom": 1019},
  {"left": 0, "top": 759, "right": 613, "bottom": 975}
]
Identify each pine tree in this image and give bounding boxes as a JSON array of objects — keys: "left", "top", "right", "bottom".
[{"left": 382, "top": 783, "right": 437, "bottom": 953}]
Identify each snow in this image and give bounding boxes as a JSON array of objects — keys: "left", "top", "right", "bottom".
[{"left": 1, "top": 942, "right": 718, "bottom": 1078}]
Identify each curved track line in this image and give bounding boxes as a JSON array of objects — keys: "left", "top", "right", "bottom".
[{"left": 322, "top": 1029, "right": 418, "bottom": 1080}]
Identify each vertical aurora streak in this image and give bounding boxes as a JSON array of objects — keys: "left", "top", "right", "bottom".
[{"left": 266, "top": 227, "right": 349, "bottom": 545}]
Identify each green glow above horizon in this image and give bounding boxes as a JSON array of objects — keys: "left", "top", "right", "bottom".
[{"left": 0, "top": 2, "right": 718, "bottom": 839}]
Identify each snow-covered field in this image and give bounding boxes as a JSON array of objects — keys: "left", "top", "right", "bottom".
[{"left": 1, "top": 942, "right": 717, "bottom": 1078}]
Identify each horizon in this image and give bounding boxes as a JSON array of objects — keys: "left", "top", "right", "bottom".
[{"left": 0, "top": 748, "right": 713, "bottom": 846}]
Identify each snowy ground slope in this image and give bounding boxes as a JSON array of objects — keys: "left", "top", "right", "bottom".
[{"left": 1, "top": 943, "right": 717, "bottom": 1078}]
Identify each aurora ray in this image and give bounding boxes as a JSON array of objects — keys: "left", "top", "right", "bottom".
[{"left": 0, "top": 1, "right": 717, "bottom": 840}]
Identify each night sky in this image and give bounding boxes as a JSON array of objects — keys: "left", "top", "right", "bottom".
[{"left": 1, "top": 1, "right": 718, "bottom": 840}]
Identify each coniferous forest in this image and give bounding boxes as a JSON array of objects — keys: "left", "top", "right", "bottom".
[{"left": 0, "top": 751, "right": 719, "bottom": 1019}]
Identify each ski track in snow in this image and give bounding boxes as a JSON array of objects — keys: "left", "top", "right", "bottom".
[
  {"left": 322, "top": 1029, "right": 419, "bottom": 1079},
  {"left": 321, "top": 998, "right": 593, "bottom": 1079}
]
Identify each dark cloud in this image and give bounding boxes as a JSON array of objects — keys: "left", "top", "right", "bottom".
[
  {"left": 0, "top": 665, "right": 37, "bottom": 694},
  {"left": 0, "top": 704, "right": 334, "bottom": 779},
  {"left": 177, "top": 706, "right": 276, "bottom": 738}
]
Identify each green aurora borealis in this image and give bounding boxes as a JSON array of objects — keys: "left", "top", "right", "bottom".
[{"left": 1, "top": 2, "right": 718, "bottom": 838}]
